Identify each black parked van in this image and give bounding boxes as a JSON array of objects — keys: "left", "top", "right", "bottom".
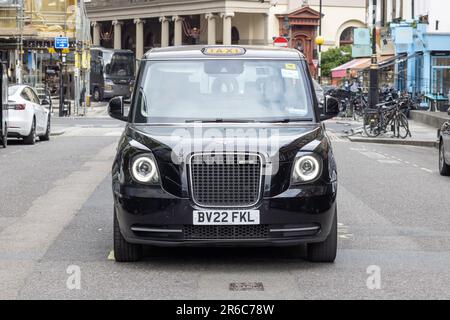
[{"left": 109, "top": 46, "right": 340, "bottom": 263}]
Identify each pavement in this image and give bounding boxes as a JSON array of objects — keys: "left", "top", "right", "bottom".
[
  {"left": 327, "top": 118, "right": 440, "bottom": 148},
  {"left": 0, "top": 117, "right": 449, "bottom": 300}
]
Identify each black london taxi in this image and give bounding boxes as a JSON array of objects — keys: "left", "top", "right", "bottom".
[
  {"left": 439, "top": 120, "right": 450, "bottom": 176},
  {"left": 108, "top": 46, "right": 340, "bottom": 263}
]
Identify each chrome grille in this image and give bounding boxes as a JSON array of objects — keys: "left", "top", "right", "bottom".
[
  {"left": 189, "top": 153, "right": 262, "bottom": 207},
  {"left": 184, "top": 225, "right": 269, "bottom": 240}
]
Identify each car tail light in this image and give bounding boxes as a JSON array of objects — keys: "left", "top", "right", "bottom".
[{"left": 13, "top": 104, "right": 26, "bottom": 110}]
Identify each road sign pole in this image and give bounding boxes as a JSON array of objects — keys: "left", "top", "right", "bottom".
[{"left": 59, "top": 50, "right": 64, "bottom": 117}]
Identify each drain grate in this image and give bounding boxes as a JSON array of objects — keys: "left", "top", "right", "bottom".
[{"left": 229, "top": 282, "right": 265, "bottom": 292}]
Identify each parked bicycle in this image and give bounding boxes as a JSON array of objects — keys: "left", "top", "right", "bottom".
[{"left": 363, "top": 99, "right": 412, "bottom": 139}]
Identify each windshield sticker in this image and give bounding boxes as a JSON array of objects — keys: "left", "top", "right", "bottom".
[
  {"left": 281, "top": 69, "right": 300, "bottom": 80},
  {"left": 286, "top": 107, "right": 307, "bottom": 115},
  {"left": 284, "top": 64, "right": 297, "bottom": 70}
]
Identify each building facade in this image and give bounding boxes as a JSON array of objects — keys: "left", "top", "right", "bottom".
[
  {"left": 0, "top": 0, "right": 91, "bottom": 111},
  {"left": 367, "top": 0, "right": 450, "bottom": 111},
  {"left": 85, "top": 0, "right": 366, "bottom": 76}
]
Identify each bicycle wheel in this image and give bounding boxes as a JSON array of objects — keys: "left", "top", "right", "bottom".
[
  {"left": 363, "top": 114, "right": 381, "bottom": 137},
  {"left": 397, "top": 113, "right": 411, "bottom": 139}
]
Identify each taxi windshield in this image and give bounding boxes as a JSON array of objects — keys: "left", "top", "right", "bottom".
[{"left": 133, "top": 60, "right": 314, "bottom": 123}]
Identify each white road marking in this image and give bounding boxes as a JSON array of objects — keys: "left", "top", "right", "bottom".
[
  {"left": 0, "top": 144, "right": 116, "bottom": 299},
  {"left": 421, "top": 168, "right": 433, "bottom": 173},
  {"left": 359, "top": 151, "right": 387, "bottom": 160},
  {"left": 327, "top": 131, "right": 348, "bottom": 143},
  {"left": 378, "top": 159, "right": 402, "bottom": 164},
  {"left": 108, "top": 250, "right": 115, "bottom": 261}
]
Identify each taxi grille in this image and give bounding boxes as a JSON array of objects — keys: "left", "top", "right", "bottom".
[
  {"left": 189, "top": 153, "right": 262, "bottom": 207},
  {"left": 184, "top": 225, "right": 269, "bottom": 240}
]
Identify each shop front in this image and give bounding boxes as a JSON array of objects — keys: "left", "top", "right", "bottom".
[
  {"left": 0, "top": 0, "right": 91, "bottom": 114},
  {"left": 392, "top": 23, "right": 450, "bottom": 112}
]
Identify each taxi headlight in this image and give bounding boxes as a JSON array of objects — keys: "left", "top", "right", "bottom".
[
  {"left": 292, "top": 155, "right": 321, "bottom": 183},
  {"left": 131, "top": 155, "right": 159, "bottom": 184}
]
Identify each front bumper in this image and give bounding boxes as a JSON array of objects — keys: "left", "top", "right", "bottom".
[
  {"left": 104, "top": 83, "right": 132, "bottom": 99},
  {"left": 114, "top": 184, "right": 337, "bottom": 247}
]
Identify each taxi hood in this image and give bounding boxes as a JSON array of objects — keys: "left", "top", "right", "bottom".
[{"left": 126, "top": 123, "right": 328, "bottom": 163}]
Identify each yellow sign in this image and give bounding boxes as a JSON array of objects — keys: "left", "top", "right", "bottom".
[
  {"left": 48, "top": 47, "right": 56, "bottom": 54},
  {"left": 285, "top": 63, "right": 297, "bottom": 70},
  {"left": 203, "top": 47, "right": 246, "bottom": 56},
  {"left": 62, "top": 48, "right": 71, "bottom": 54}
]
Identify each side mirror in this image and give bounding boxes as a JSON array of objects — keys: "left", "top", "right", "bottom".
[
  {"left": 41, "top": 99, "right": 50, "bottom": 106},
  {"left": 108, "top": 96, "right": 127, "bottom": 122},
  {"left": 105, "top": 64, "right": 111, "bottom": 74},
  {"left": 320, "top": 95, "right": 340, "bottom": 121}
]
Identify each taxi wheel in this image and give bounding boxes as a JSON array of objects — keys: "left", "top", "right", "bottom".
[
  {"left": 113, "top": 208, "right": 143, "bottom": 262},
  {"left": 307, "top": 209, "right": 337, "bottom": 263}
]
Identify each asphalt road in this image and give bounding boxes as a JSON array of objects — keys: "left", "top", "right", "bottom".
[{"left": 0, "top": 117, "right": 449, "bottom": 300}]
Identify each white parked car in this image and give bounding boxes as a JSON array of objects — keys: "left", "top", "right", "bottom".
[{"left": 7, "top": 85, "right": 51, "bottom": 144}]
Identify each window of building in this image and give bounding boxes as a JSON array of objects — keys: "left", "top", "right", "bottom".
[
  {"left": 339, "top": 27, "right": 355, "bottom": 46},
  {"left": 431, "top": 54, "right": 450, "bottom": 98}
]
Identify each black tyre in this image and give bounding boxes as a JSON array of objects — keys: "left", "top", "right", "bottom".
[
  {"left": 439, "top": 142, "right": 450, "bottom": 176},
  {"left": 307, "top": 210, "right": 337, "bottom": 263},
  {"left": 39, "top": 116, "right": 51, "bottom": 141},
  {"left": 114, "top": 208, "right": 143, "bottom": 262},
  {"left": 23, "top": 119, "right": 36, "bottom": 145},
  {"left": 1, "top": 125, "right": 7, "bottom": 148},
  {"left": 397, "top": 113, "right": 411, "bottom": 139},
  {"left": 363, "top": 115, "right": 381, "bottom": 138},
  {"left": 93, "top": 87, "right": 102, "bottom": 102}
]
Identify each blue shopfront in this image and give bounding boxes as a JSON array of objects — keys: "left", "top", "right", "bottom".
[{"left": 391, "top": 23, "right": 450, "bottom": 112}]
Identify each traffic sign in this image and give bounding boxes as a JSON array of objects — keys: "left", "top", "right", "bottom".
[
  {"left": 273, "top": 36, "right": 289, "bottom": 48},
  {"left": 55, "top": 37, "right": 69, "bottom": 50}
]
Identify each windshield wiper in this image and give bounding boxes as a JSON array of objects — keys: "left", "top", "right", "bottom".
[
  {"left": 185, "top": 119, "right": 257, "bottom": 123},
  {"left": 261, "top": 118, "right": 314, "bottom": 123}
]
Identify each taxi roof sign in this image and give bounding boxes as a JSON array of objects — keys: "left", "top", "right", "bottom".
[{"left": 202, "top": 47, "right": 246, "bottom": 56}]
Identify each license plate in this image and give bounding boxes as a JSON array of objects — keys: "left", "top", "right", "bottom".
[{"left": 193, "top": 210, "right": 260, "bottom": 226}]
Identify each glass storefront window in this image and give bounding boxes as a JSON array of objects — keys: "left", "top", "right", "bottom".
[{"left": 431, "top": 55, "right": 450, "bottom": 97}]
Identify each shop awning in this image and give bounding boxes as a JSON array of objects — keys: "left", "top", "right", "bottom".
[
  {"left": 398, "top": 52, "right": 424, "bottom": 63},
  {"left": 378, "top": 54, "right": 407, "bottom": 69},
  {"left": 331, "top": 58, "right": 370, "bottom": 78}
]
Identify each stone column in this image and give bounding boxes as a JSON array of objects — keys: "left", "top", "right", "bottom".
[
  {"left": 134, "top": 18, "right": 145, "bottom": 59},
  {"left": 263, "top": 13, "right": 270, "bottom": 46},
  {"left": 205, "top": 13, "right": 217, "bottom": 45},
  {"left": 112, "top": 20, "right": 123, "bottom": 50},
  {"left": 221, "top": 12, "right": 234, "bottom": 45},
  {"left": 173, "top": 15, "right": 184, "bottom": 46},
  {"left": 92, "top": 22, "right": 101, "bottom": 46},
  {"left": 159, "top": 16, "right": 169, "bottom": 47}
]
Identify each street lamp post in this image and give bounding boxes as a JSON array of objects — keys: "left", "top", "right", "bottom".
[
  {"left": 318, "top": 0, "right": 323, "bottom": 84},
  {"left": 369, "top": 0, "right": 379, "bottom": 108}
]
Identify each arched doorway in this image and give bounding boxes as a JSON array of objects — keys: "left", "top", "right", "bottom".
[{"left": 292, "top": 33, "right": 316, "bottom": 77}]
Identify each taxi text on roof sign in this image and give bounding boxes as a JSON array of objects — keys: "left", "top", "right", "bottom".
[{"left": 202, "top": 47, "right": 246, "bottom": 56}]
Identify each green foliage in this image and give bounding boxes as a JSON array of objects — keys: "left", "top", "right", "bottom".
[{"left": 321, "top": 46, "right": 353, "bottom": 78}]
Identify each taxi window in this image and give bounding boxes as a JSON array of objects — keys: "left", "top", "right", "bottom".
[{"left": 134, "top": 60, "right": 313, "bottom": 124}]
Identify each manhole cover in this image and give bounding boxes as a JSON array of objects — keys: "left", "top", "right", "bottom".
[{"left": 229, "top": 282, "right": 264, "bottom": 292}]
